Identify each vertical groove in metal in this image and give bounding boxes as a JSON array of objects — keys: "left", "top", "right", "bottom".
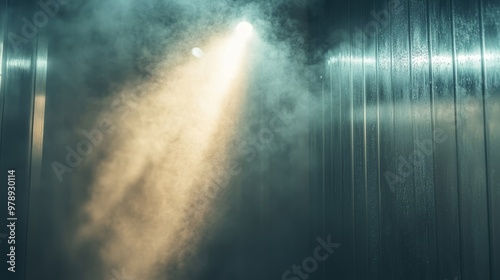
[
  {"left": 449, "top": 0, "right": 465, "bottom": 276},
  {"left": 322, "top": 69, "right": 325, "bottom": 238},
  {"left": 25, "top": 33, "right": 47, "bottom": 280},
  {"left": 477, "top": 0, "right": 493, "bottom": 278},
  {"left": 348, "top": 1, "right": 354, "bottom": 276},
  {"left": 375, "top": 0, "right": 382, "bottom": 276},
  {"left": 481, "top": 0, "right": 500, "bottom": 278},
  {"left": 389, "top": 2, "right": 398, "bottom": 278},
  {"left": 29, "top": 35, "right": 47, "bottom": 193},
  {"left": 426, "top": 0, "right": 441, "bottom": 277},
  {"left": 0, "top": 0, "right": 7, "bottom": 146}
]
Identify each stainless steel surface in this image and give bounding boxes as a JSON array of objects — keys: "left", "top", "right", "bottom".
[
  {"left": 0, "top": 1, "right": 42, "bottom": 280},
  {"left": 25, "top": 33, "right": 47, "bottom": 280},
  {"left": 29, "top": 34, "right": 47, "bottom": 194},
  {"left": 314, "top": 0, "right": 500, "bottom": 279},
  {"left": 0, "top": 0, "right": 6, "bottom": 142}
]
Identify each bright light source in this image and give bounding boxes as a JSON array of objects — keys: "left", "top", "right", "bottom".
[
  {"left": 236, "top": 21, "right": 253, "bottom": 37},
  {"left": 191, "top": 47, "right": 204, "bottom": 58}
]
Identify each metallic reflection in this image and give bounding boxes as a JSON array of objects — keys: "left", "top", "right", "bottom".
[{"left": 321, "top": 0, "right": 500, "bottom": 279}]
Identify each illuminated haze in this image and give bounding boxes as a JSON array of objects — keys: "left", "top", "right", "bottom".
[{"left": 37, "top": 0, "right": 323, "bottom": 279}]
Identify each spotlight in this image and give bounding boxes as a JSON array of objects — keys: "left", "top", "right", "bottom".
[
  {"left": 236, "top": 21, "right": 253, "bottom": 37},
  {"left": 191, "top": 47, "right": 204, "bottom": 58}
]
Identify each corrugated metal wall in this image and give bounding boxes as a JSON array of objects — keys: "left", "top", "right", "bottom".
[
  {"left": 311, "top": 0, "right": 500, "bottom": 279},
  {"left": 0, "top": 1, "right": 46, "bottom": 279}
]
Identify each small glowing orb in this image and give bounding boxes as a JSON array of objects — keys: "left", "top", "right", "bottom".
[
  {"left": 236, "top": 21, "right": 253, "bottom": 37},
  {"left": 191, "top": 47, "right": 204, "bottom": 58}
]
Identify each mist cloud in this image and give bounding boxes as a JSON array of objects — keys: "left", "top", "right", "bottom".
[{"left": 37, "top": 0, "right": 323, "bottom": 279}]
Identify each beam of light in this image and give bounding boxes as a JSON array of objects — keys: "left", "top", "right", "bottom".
[
  {"left": 200, "top": 27, "right": 254, "bottom": 118},
  {"left": 74, "top": 29, "right": 253, "bottom": 280}
]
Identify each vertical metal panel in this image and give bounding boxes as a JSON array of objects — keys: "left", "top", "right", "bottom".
[
  {"left": 29, "top": 34, "right": 47, "bottom": 193},
  {"left": 309, "top": 69, "right": 325, "bottom": 277},
  {"left": 409, "top": 0, "right": 437, "bottom": 278},
  {"left": 429, "top": 0, "right": 462, "bottom": 279},
  {"left": 452, "top": 0, "right": 490, "bottom": 278},
  {"left": 25, "top": 33, "right": 47, "bottom": 280},
  {"left": 481, "top": 0, "right": 500, "bottom": 278},
  {"left": 363, "top": 0, "right": 381, "bottom": 278},
  {"left": 0, "top": 0, "right": 46, "bottom": 279},
  {"left": 391, "top": 1, "right": 418, "bottom": 279},
  {"left": 375, "top": 0, "right": 398, "bottom": 278},
  {"left": 339, "top": 38, "right": 354, "bottom": 279},
  {"left": 321, "top": 0, "right": 499, "bottom": 279},
  {"left": 0, "top": 0, "right": 39, "bottom": 279},
  {"left": 0, "top": 0, "right": 6, "bottom": 141},
  {"left": 328, "top": 54, "right": 344, "bottom": 277},
  {"left": 351, "top": 0, "right": 368, "bottom": 278}
]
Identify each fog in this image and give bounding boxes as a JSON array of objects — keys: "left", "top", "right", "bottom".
[{"left": 35, "top": 0, "right": 323, "bottom": 279}]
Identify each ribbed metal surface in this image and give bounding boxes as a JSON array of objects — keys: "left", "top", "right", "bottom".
[
  {"left": 313, "top": 0, "right": 500, "bottom": 279},
  {"left": 0, "top": 0, "right": 6, "bottom": 145},
  {"left": 0, "top": 0, "right": 44, "bottom": 279}
]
